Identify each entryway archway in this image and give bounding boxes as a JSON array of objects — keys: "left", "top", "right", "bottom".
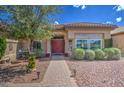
[{"left": 51, "top": 35, "right": 65, "bottom": 54}]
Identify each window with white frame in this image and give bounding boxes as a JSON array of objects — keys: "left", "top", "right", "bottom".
[
  {"left": 76, "top": 39, "right": 102, "bottom": 49},
  {"left": 33, "top": 41, "right": 42, "bottom": 49}
]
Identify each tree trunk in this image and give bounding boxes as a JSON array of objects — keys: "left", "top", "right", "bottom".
[{"left": 30, "top": 39, "right": 33, "bottom": 52}]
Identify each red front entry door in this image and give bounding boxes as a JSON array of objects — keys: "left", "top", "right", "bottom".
[{"left": 51, "top": 39, "right": 65, "bottom": 54}]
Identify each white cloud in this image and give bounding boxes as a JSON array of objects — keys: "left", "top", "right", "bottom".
[
  {"left": 106, "top": 21, "right": 112, "bottom": 24},
  {"left": 81, "top": 5, "right": 86, "bottom": 10},
  {"left": 73, "top": 5, "right": 80, "bottom": 8},
  {"left": 54, "top": 21, "right": 59, "bottom": 25},
  {"left": 116, "top": 17, "right": 122, "bottom": 22},
  {"left": 73, "top": 5, "right": 86, "bottom": 10},
  {"left": 113, "top": 5, "right": 124, "bottom": 12}
]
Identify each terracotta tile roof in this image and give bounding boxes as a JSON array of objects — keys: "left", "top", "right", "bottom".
[
  {"left": 111, "top": 26, "right": 124, "bottom": 35},
  {"left": 65, "top": 22, "right": 117, "bottom": 27},
  {"left": 54, "top": 22, "right": 118, "bottom": 30},
  {"left": 54, "top": 24, "right": 65, "bottom": 30}
]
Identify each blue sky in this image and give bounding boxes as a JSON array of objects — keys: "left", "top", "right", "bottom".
[
  {"left": 53, "top": 5, "right": 124, "bottom": 26},
  {"left": 0, "top": 5, "right": 124, "bottom": 26}
]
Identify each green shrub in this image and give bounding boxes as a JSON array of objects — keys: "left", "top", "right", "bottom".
[
  {"left": 111, "top": 48, "right": 121, "bottom": 60},
  {"left": 26, "top": 54, "right": 36, "bottom": 72},
  {"left": 103, "top": 48, "right": 115, "bottom": 60},
  {"left": 33, "top": 48, "right": 44, "bottom": 58},
  {"left": 72, "top": 48, "right": 85, "bottom": 60},
  {"left": 85, "top": 50, "right": 95, "bottom": 61},
  {"left": 104, "top": 38, "right": 113, "bottom": 48},
  {"left": 0, "top": 37, "right": 7, "bottom": 59},
  {"left": 23, "top": 49, "right": 30, "bottom": 59},
  {"left": 95, "top": 49, "right": 105, "bottom": 60}
]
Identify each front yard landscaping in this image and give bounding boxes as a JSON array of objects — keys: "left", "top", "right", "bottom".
[
  {"left": 0, "top": 59, "right": 50, "bottom": 83},
  {"left": 71, "top": 48, "right": 121, "bottom": 61},
  {"left": 67, "top": 59, "right": 124, "bottom": 87}
]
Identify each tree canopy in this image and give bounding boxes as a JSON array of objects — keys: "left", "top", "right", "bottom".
[{"left": 0, "top": 5, "right": 60, "bottom": 40}]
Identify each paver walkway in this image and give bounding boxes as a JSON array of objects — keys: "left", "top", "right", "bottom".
[
  {"left": 41, "top": 59, "right": 77, "bottom": 87},
  {"left": 0, "top": 55, "right": 77, "bottom": 87},
  {"left": 1, "top": 83, "right": 42, "bottom": 87}
]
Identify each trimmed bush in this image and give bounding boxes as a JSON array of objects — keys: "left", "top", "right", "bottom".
[
  {"left": 0, "top": 37, "right": 7, "bottom": 59},
  {"left": 103, "top": 48, "right": 121, "bottom": 60},
  {"left": 33, "top": 48, "right": 45, "bottom": 58},
  {"left": 103, "top": 48, "right": 115, "bottom": 60},
  {"left": 72, "top": 48, "right": 85, "bottom": 60},
  {"left": 104, "top": 38, "right": 113, "bottom": 48},
  {"left": 95, "top": 49, "right": 105, "bottom": 60},
  {"left": 85, "top": 50, "right": 95, "bottom": 61},
  {"left": 112, "top": 48, "right": 121, "bottom": 60}
]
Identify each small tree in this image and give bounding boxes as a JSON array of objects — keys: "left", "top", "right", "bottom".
[
  {"left": 26, "top": 54, "right": 36, "bottom": 72},
  {"left": 0, "top": 5, "right": 60, "bottom": 51}
]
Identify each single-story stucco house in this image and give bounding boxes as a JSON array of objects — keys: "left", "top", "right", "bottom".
[
  {"left": 111, "top": 27, "right": 124, "bottom": 55},
  {"left": 34, "top": 22, "right": 117, "bottom": 56},
  {"left": 2, "top": 22, "right": 123, "bottom": 59}
]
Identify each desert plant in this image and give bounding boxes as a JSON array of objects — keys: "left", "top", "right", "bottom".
[
  {"left": 33, "top": 48, "right": 45, "bottom": 58},
  {"left": 104, "top": 38, "right": 113, "bottom": 48},
  {"left": 95, "top": 49, "right": 105, "bottom": 60},
  {"left": 85, "top": 50, "right": 95, "bottom": 61},
  {"left": 111, "top": 48, "right": 121, "bottom": 60},
  {"left": 23, "top": 49, "right": 30, "bottom": 59},
  {"left": 26, "top": 54, "right": 36, "bottom": 72},
  {"left": 72, "top": 48, "right": 85, "bottom": 60},
  {"left": 0, "top": 37, "right": 7, "bottom": 59},
  {"left": 103, "top": 48, "right": 115, "bottom": 60}
]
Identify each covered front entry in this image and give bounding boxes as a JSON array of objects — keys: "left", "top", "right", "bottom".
[{"left": 51, "top": 36, "right": 65, "bottom": 54}]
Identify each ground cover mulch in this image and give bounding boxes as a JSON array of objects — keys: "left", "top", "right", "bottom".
[
  {"left": 67, "top": 59, "right": 124, "bottom": 87},
  {"left": 0, "top": 59, "right": 50, "bottom": 83}
]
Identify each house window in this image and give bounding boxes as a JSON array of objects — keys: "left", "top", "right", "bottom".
[
  {"left": 77, "top": 40, "right": 88, "bottom": 49},
  {"left": 33, "top": 41, "right": 41, "bottom": 49},
  {"left": 76, "top": 39, "right": 102, "bottom": 49},
  {"left": 90, "top": 40, "right": 101, "bottom": 49}
]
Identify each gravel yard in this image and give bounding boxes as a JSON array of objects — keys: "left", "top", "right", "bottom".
[
  {"left": 67, "top": 59, "right": 124, "bottom": 87},
  {"left": 0, "top": 60, "right": 50, "bottom": 83}
]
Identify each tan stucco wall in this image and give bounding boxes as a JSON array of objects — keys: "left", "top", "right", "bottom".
[
  {"left": 112, "top": 34, "right": 124, "bottom": 54},
  {"left": 45, "top": 28, "right": 112, "bottom": 55},
  {"left": 46, "top": 40, "right": 51, "bottom": 54},
  {"left": 67, "top": 28, "right": 111, "bottom": 51},
  {"left": 67, "top": 28, "right": 111, "bottom": 39},
  {"left": 41, "top": 40, "right": 47, "bottom": 54},
  {"left": 46, "top": 30, "right": 69, "bottom": 54},
  {"left": 17, "top": 39, "right": 46, "bottom": 51},
  {"left": 4, "top": 39, "right": 18, "bottom": 62},
  {"left": 17, "top": 39, "right": 31, "bottom": 51}
]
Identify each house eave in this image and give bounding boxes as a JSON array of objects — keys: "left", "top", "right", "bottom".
[
  {"left": 111, "top": 32, "right": 124, "bottom": 36},
  {"left": 53, "top": 22, "right": 118, "bottom": 31}
]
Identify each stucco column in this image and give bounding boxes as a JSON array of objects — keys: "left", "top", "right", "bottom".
[
  {"left": 65, "top": 39, "right": 69, "bottom": 53},
  {"left": 47, "top": 40, "right": 51, "bottom": 55},
  {"left": 102, "top": 39, "right": 104, "bottom": 48},
  {"left": 104, "top": 32, "right": 111, "bottom": 39},
  {"left": 5, "top": 39, "right": 18, "bottom": 62},
  {"left": 72, "top": 39, "right": 75, "bottom": 49}
]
